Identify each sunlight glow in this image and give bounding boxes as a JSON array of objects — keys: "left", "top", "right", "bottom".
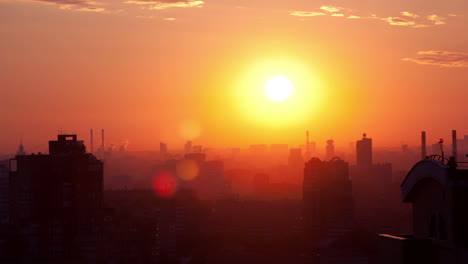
[
  {"left": 233, "top": 57, "right": 324, "bottom": 127},
  {"left": 264, "top": 76, "right": 293, "bottom": 101}
]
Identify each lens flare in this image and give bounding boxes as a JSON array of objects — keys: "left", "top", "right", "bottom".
[
  {"left": 176, "top": 159, "right": 199, "bottom": 181},
  {"left": 152, "top": 172, "right": 177, "bottom": 199}
]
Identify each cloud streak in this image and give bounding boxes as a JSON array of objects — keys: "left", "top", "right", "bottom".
[
  {"left": 382, "top": 17, "right": 415, "bottom": 26},
  {"left": 319, "top": 5, "right": 342, "bottom": 13},
  {"left": 125, "top": 0, "right": 204, "bottom": 10},
  {"left": 290, "top": 6, "right": 453, "bottom": 29},
  {"left": 290, "top": 11, "right": 326, "bottom": 17},
  {"left": 403, "top": 51, "right": 468, "bottom": 67},
  {"left": 427, "top": 14, "right": 446, "bottom": 25},
  {"left": 25, "top": 0, "right": 107, "bottom": 12},
  {"left": 401, "top": 11, "right": 419, "bottom": 18}
]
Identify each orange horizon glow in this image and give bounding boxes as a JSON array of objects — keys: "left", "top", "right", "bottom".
[{"left": 1, "top": 0, "right": 467, "bottom": 153}]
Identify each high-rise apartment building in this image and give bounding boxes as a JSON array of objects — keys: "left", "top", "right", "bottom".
[{"left": 9, "top": 134, "right": 104, "bottom": 263}]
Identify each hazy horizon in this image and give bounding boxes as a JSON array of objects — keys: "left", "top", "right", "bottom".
[{"left": 2, "top": 0, "right": 468, "bottom": 152}]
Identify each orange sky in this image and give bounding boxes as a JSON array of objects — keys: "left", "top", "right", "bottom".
[{"left": 1, "top": 0, "right": 468, "bottom": 153}]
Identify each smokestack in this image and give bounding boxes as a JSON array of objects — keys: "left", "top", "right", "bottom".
[
  {"left": 452, "top": 129, "right": 457, "bottom": 161},
  {"left": 90, "top": 129, "right": 94, "bottom": 153},
  {"left": 101, "top": 129, "right": 104, "bottom": 151},
  {"left": 421, "top": 131, "right": 426, "bottom": 159}
]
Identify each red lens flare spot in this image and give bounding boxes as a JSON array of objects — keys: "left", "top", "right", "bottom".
[{"left": 152, "top": 172, "right": 177, "bottom": 199}]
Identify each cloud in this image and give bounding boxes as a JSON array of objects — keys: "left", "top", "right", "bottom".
[
  {"left": 427, "top": 14, "right": 446, "bottom": 25},
  {"left": 382, "top": 16, "right": 415, "bottom": 26},
  {"left": 289, "top": 6, "right": 453, "bottom": 29},
  {"left": 290, "top": 11, "right": 326, "bottom": 17},
  {"left": 403, "top": 51, "right": 468, "bottom": 67},
  {"left": 25, "top": 0, "right": 106, "bottom": 12},
  {"left": 412, "top": 24, "right": 431, "bottom": 28},
  {"left": 401, "top": 11, "right": 419, "bottom": 18},
  {"left": 125, "top": 0, "right": 204, "bottom": 9},
  {"left": 319, "top": 5, "right": 342, "bottom": 13}
]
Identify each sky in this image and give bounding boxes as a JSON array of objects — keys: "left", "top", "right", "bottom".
[{"left": 1, "top": 0, "right": 468, "bottom": 153}]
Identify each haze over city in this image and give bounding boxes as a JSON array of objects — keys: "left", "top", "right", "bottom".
[{"left": 2, "top": 1, "right": 468, "bottom": 264}]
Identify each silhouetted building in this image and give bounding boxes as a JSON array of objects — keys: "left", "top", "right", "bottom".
[
  {"left": 303, "top": 157, "right": 354, "bottom": 252},
  {"left": 326, "top": 139, "right": 335, "bottom": 160},
  {"left": 270, "top": 144, "right": 289, "bottom": 156},
  {"left": 356, "top": 133, "right": 372, "bottom": 167},
  {"left": 154, "top": 153, "right": 230, "bottom": 200},
  {"left": 8, "top": 134, "right": 104, "bottom": 263},
  {"left": 160, "top": 142, "right": 168, "bottom": 157},
  {"left": 253, "top": 174, "right": 270, "bottom": 199},
  {"left": 402, "top": 144, "right": 409, "bottom": 153},
  {"left": 0, "top": 163, "right": 8, "bottom": 224},
  {"left": 288, "top": 148, "right": 303, "bottom": 168},
  {"left": 184, "top": 141, "right": 192, "bottom": 154},
  {"left": 249, "top": 144, "right": 268, "bottom": 156},
  {"left": 380, "top": 157, "right": 468, "bottom": 264},
  {"left": 16, "top": 140, "right": 26, "bottom": 156},
  {"left": 288, "top": 148, "right": 304, "bottom": 184},
  {"left": 193, "top": 145, "right": 203, "bottom": 153},
  {"left": 155, "top": 189, "right": 201, "bottom": 263}
]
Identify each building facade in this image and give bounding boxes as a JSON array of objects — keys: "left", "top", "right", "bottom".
[
  {"left": 9, "top": 134, "right": 104, "bottom": 263},
  {"left": 380, "top": 157, "right": 468, "bottom": 264}
]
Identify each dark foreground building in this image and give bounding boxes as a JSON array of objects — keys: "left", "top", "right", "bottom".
[
  {"left": 380, "top": 156, "right": 468, "bottom": 264},
  {"left": 303, "top": 157, "right": 356, "bottom": 262},
  {"left": 8, "top": 134, "right": 104, "bottom": 263}
]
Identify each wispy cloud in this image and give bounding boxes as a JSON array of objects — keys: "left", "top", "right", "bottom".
[
  {"left": 319, "top": 5, "right": 342, "bottom": 13},
  {"left": 290, "top": 6, "right": 454, "bottom": 29},
  {"left": 403, "top": 51, "right": 468, "bottom": 67},
  {"left": 401, "top": 11, "right": 419, "bottom": 18},
  {"left": 290, "top": 11, "right": 326, "bottom": 17},
  {"left": 25, "top": 0, "right": 107, "bottom": 12},
  {"left": 382, "top": 17, "right": 415, "bottom": 26},
  {"left": 427, "top": 14, "right": 446, "bottom": 25},
  {"left": 125, "top": 0, "right": 204, "bottom": 10}
]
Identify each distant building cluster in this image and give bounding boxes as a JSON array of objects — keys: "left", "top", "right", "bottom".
[{"left": 1, "top": 130, "right": 468, "bottom": 263}]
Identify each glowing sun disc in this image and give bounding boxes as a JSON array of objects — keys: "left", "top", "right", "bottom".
[{"left": 264, "top": 76, "right": 293, "bottom": 101}]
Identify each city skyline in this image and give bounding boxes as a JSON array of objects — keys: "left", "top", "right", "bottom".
[{"left": 1, "top": 0, "right": 468, "bottom": 151}]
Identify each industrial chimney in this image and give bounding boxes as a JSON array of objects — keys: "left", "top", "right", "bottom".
[
  {"left": 421, "top": 131, "right": 426, "bottom": 160},
  {"left": 452, "top": 130, "right": 457, "bottom": 161}
]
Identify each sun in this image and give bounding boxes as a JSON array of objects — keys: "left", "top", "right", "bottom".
[
  {"left": 231, "top": 57, "right": 323, "bottom": 127},
  {"left": 264, "top": 76, "right": 293, "bottom": 101}
]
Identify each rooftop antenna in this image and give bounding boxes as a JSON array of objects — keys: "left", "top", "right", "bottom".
[
  {"left": 439, "top": 138, "right": 444, "bottom": 161},
  {"left": 421, "top": 131, "right": 427, "bottom": 159},
  {"left": 452, "top": 130, "right": 457, "bottom": 162}
]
